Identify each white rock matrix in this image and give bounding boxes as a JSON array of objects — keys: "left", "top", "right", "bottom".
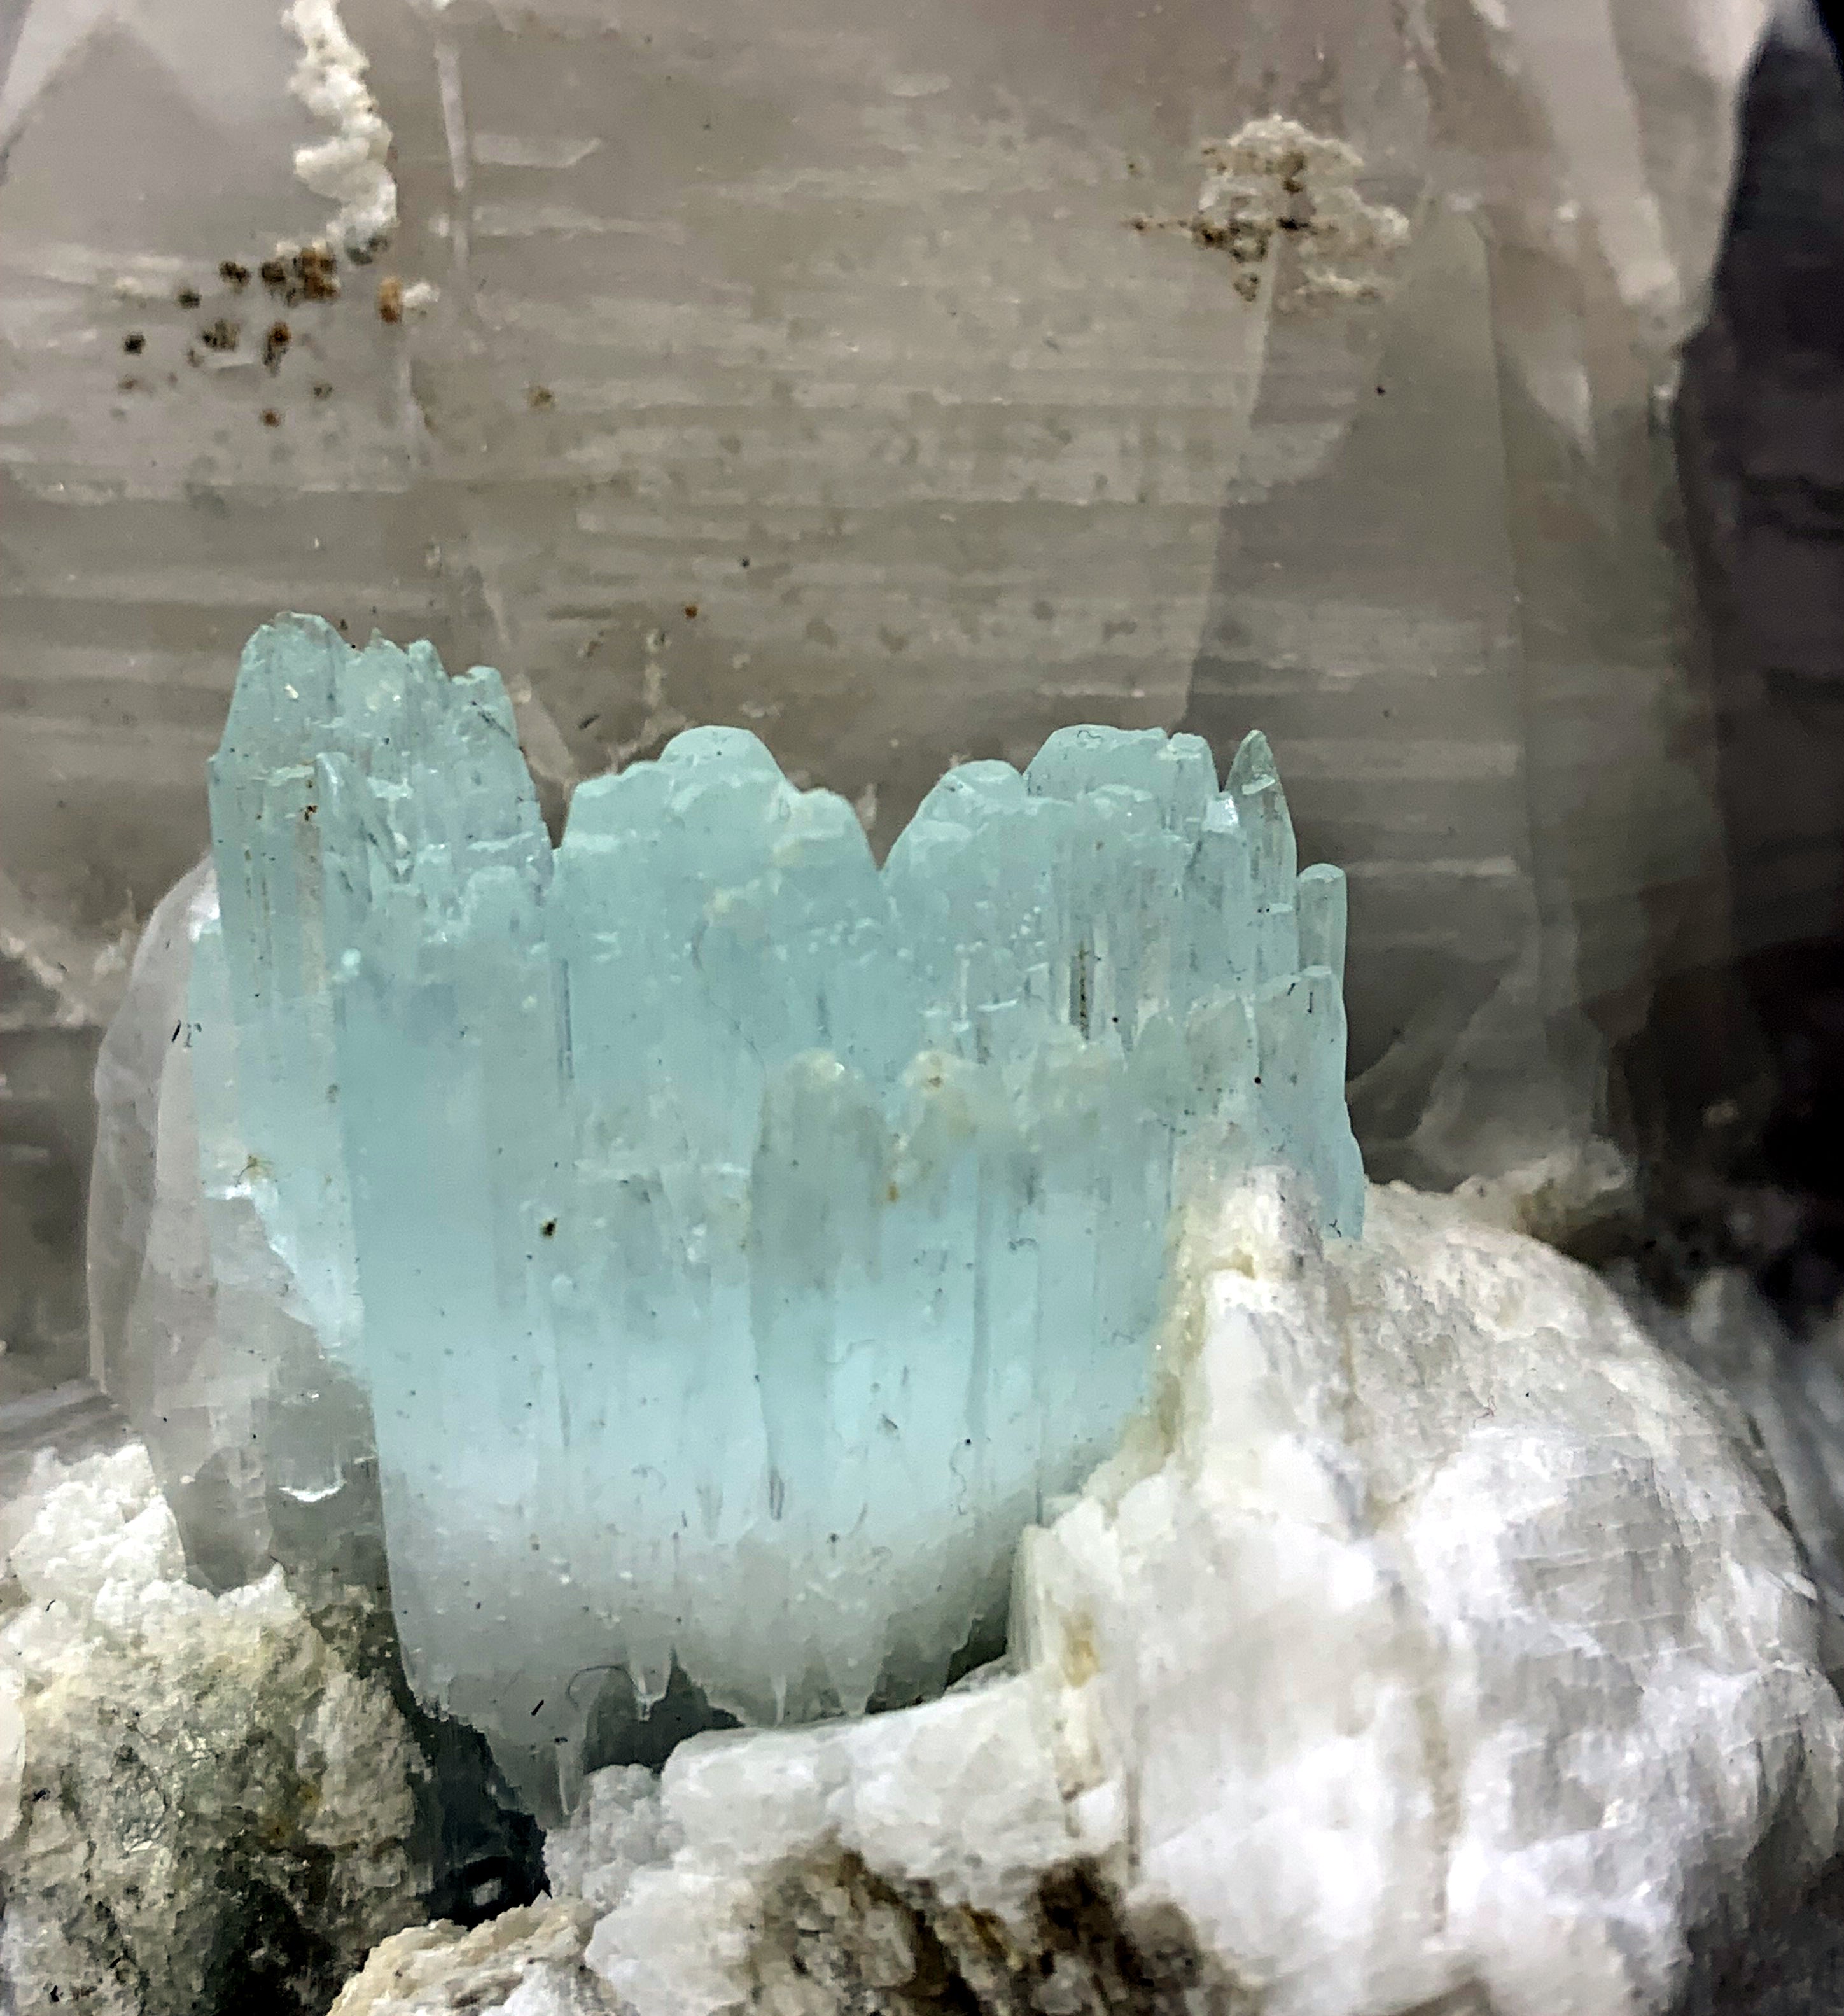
[
  {"left": 332, "top": 1175, "right": 1844, "bottom": 2016},
  {"left": 0, "top": 1441, "right": 425, "bottom": 2015}
]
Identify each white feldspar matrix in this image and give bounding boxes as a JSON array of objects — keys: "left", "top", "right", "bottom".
[{"left": 194, "top": 613, "right": 1362, "bottom": 1807}]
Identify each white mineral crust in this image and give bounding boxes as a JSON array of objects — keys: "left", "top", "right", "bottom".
[
  {"left": 478, "top": 1176, "right": 1844, "bottom": 2016},
  {"left": 0, "top": 1441, "right": 424, "bottom": 2015},
  {"left": 327, "top": 1900, "right": 615, "bottom": 2016},
  {"left": 283, "top": 0, "right": 397, "bottom": 255}
]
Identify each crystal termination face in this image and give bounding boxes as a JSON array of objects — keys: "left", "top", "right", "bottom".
[{"left": 195, "top": 614, "right": 1362, "bottom": 1807}]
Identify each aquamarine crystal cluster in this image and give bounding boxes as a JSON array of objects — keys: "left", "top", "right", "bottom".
[{"left": 192, "top": 614, "right": 1361, "bottom": 1803}]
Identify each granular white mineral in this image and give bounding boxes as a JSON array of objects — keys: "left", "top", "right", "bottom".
[
  {"left": 327, "top": 1900, "right": 613, "bottom": 2016},
  {"left": 332, "top": 1173, "right": 1844, "bottom": 2016},
  {"left": 0, "top": 1443, "right": 425, "bottom": 2016}
]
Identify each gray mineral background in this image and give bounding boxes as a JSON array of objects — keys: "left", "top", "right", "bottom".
[{"left": 0, "top": 0, "right": 1792, "bottom": 1385}]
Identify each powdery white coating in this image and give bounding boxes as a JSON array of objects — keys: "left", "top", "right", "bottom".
[
  {"left": 0, "top": 1443, "right": 424, "bottom": 2015},
  {"left": 284, "top": 0, "right": 397, "bottom": 255},
  {"left": 517, "top": 1180, "right": 1844, "bottom": 2016},
  {"left": 1196, "top": 117, "right": 1411, "bottom": 309}
]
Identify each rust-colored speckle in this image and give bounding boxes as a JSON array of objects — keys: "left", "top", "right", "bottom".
[
  {"left": 298, "top": 245, "right": 339, "bottom": 302},
  {"left": 220, "top": 260, "right": 251, "bottom": 290},
  {"left": 1059, "top": 1613, "right": 1101, "bottom": 1688},
  {"left": 262, "top": 247, "right": 340, "bottom": 306},
  {"left": 683, "top": 603, "right": 699, "bottom": 619},
  {"left": 263, "top": 321, "right": 291, "bottom": 371},
  {"left": 260, "top": 408, "right": 282, "bottom": 428},
  {"left": 376, "top": 276, "right": 403, "bottom": 324}
]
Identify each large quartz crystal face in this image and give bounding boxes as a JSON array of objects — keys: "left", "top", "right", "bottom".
[
  {"left": 190, "top": 611, "right": 1359, "bottom": 1808},
  {"left": 0, "top": 0, "right": 1771, "bottom": 1371}
]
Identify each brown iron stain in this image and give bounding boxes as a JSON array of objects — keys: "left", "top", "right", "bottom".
[
  {"left": 1059, "top": 1611, "right": 1101, "bottom": 1687},
  {"left": 220, "top": 260, "right": 251, "bottom": 290},
  {"left": 751, "top": 1851, "right": 1248, "bottom": 2015},
  {"left": 298, "top": 245, "right": 340, "bottom": 301},
  {"left": 261, "top": 246, "right": 340, "bottom": 306},
  {"left": 263, "top": 321, "right": 292, "bottom": 371},
  {"left": 376, "top": 276, "right": 403, "bottom": 323},
  {"left": 260, "top": 408, "right": 282, "bottom": 428}
]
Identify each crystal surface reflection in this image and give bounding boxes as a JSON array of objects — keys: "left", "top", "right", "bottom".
[{"left": 195, "top": 613, "right": 1360, "bottom": 1802}]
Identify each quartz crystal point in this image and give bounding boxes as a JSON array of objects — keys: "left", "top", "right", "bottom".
[{"left": 195, "top": 613, "right": 1362, "bottom": 1806}]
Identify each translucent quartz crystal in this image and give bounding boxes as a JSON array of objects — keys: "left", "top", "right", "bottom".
[{"left": 195, "top": 613, "right": 1362, "bottom": 1806}]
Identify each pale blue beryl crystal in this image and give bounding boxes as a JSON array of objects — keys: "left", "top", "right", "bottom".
[{"left": 192, "top": 615, "right": 1364, "bottom": 1810}]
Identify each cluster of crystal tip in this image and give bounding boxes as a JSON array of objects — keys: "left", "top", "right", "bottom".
[{"left": 193, "top": 614, "right": 1362, "bottom": 1805}]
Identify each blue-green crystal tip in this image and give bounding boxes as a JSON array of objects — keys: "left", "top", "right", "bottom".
[{"left": 193, "top": 616, "right": 1364, "bottom": 1797}]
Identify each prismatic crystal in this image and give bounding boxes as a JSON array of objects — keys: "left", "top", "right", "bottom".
[{"left": 192, "top": 614, "right": 1361, "bottom": 1804}]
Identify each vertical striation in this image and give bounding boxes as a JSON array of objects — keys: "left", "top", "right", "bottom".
[{"left": 194, "top": 613, "right": 1362, "bottom": 1807}]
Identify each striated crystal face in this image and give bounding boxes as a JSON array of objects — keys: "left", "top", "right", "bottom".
[{"left": 194, "top": 613, "right": 1361, "bottom": 1806}]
